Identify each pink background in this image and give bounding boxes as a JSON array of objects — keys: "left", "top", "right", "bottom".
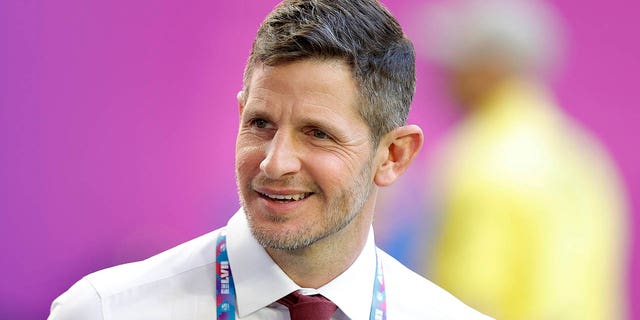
[{"left": 1, "top": 1, "right": 638, "bottom": 318}]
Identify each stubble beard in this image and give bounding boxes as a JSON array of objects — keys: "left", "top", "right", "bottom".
[{"left": 238, "top": 160, "right": 374, "bottom": 251}]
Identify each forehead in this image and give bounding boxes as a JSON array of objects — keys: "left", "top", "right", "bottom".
[{"left": 245, "top": 59, "right": 363, "bottom": 119}]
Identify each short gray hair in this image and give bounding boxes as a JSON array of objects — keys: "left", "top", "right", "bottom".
[{"left": 242, "top": 0, "right": 416, "bottom": 146}]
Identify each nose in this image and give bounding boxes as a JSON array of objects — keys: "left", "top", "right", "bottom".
[{"left": 259, "top": 130, "right": 302, "bottom": 179}]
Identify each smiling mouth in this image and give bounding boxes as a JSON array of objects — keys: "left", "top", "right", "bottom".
[{"left": 258, "top": 192, "right": 313, "bottom": 202}]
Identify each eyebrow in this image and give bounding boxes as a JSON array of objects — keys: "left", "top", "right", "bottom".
[
  {"left": 298, "top": 114, "right": 360, "bottom": 143},
  {"left": 243, "top": 94, "right": 363, "bottom": 136},
  {"left": 241, "top": 96, "right": 269, "bottom": 117},
  {"left": 299, "top": 116, "right": 341, "bottom": 131}
]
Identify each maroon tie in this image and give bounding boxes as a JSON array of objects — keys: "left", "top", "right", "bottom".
[{"left": 278, "top": 291, "right": 338, "bottom": 320}]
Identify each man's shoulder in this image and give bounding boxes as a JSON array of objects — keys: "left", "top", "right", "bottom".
[
  {"left": 378, "top": 249, "right": 493, "bottom": 319},
  {"left": 49, "top": 230, "right": 221, "bottom": 319},
  {"left": 87, "top": 229, "right": 219, "bottom": 296}
]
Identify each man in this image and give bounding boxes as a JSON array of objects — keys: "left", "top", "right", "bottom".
[
  {"left": 49, "top": 0, "right": 491, "bottom": 319},
  {"left": 419, "top": 0, "right": 628, "bottom": 319}
]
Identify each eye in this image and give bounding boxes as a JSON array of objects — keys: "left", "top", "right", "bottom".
[
  {"left": 310, "top": 129, "right": 330, "bottom": 140},
  {"left": 250, "top": 118, "right": 270, "bottom": 129}
]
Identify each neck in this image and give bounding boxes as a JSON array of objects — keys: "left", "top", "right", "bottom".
[{"left": 266, "top": 207, "right": 373, "bottom": 289}]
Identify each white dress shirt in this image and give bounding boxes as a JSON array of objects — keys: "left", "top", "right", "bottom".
[{"left": 49, "top": 209, "right": 492, "bottom": 319}]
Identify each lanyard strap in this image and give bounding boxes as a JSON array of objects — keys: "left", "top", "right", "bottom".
[
  {"left": 215, "top": 230, "right": 387, "bottom": 320},
  {"left": 371, "top": 252, "right": 386, "bottom": 320},
  {"left": 215, "top": 230, "right": 237, "bottom": 319}
]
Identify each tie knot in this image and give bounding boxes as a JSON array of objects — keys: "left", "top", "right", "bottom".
[{"left": 278, "top": 291, "right": 338, "bottom": 320}]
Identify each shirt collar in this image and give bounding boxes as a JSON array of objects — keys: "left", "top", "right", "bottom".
[
  {"left": 226, "top": 209, "right": 299, "bottom": 317},
  {"left": 226, "top": 208, "right": 378, "bottom": 319},
  {"left": 316, "top": 227, "right": 377, "bottom": 320}
]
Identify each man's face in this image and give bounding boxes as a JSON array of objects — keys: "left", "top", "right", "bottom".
[{"left": 235, "top": 59, "right": 378, "bottom": 250}]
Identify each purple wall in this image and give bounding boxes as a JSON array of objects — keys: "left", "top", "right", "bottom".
[{"left": 1, "top": 1, "right": 637, "bottom": 318}]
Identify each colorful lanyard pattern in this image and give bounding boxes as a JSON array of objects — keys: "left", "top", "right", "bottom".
[
  {"left": 216, "top": 230, "right": 237, "bottom": 320},
  {"left": 215, "top": 230, "right": 387, "bottom": 320}
]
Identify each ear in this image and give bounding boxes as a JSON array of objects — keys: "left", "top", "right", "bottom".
[
  {"left": 373, "top": 125, "right": 424, "bottom": 187},
  {"left": 237, "top": 91, "right": 245, "bottom": 115}
]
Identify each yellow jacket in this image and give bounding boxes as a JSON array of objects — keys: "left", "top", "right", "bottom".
[{"left": 427, "top": 81, "right": 628, "bottom": 319}]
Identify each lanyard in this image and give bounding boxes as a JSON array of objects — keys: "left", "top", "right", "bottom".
[{"left": 215, "top": 230, "right": 387, "bottom": 320}]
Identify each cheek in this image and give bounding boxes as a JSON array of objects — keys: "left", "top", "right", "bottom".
[
  {"left": 307, "top": 153, "right": 365, "bottom": 189},
  {"left": 235, "top": 144, "right": 264, "bottom": 176}
]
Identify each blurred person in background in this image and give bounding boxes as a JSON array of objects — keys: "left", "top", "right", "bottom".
[{"left": 416, "top": 0, "right": 629, "bottom": 319}]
